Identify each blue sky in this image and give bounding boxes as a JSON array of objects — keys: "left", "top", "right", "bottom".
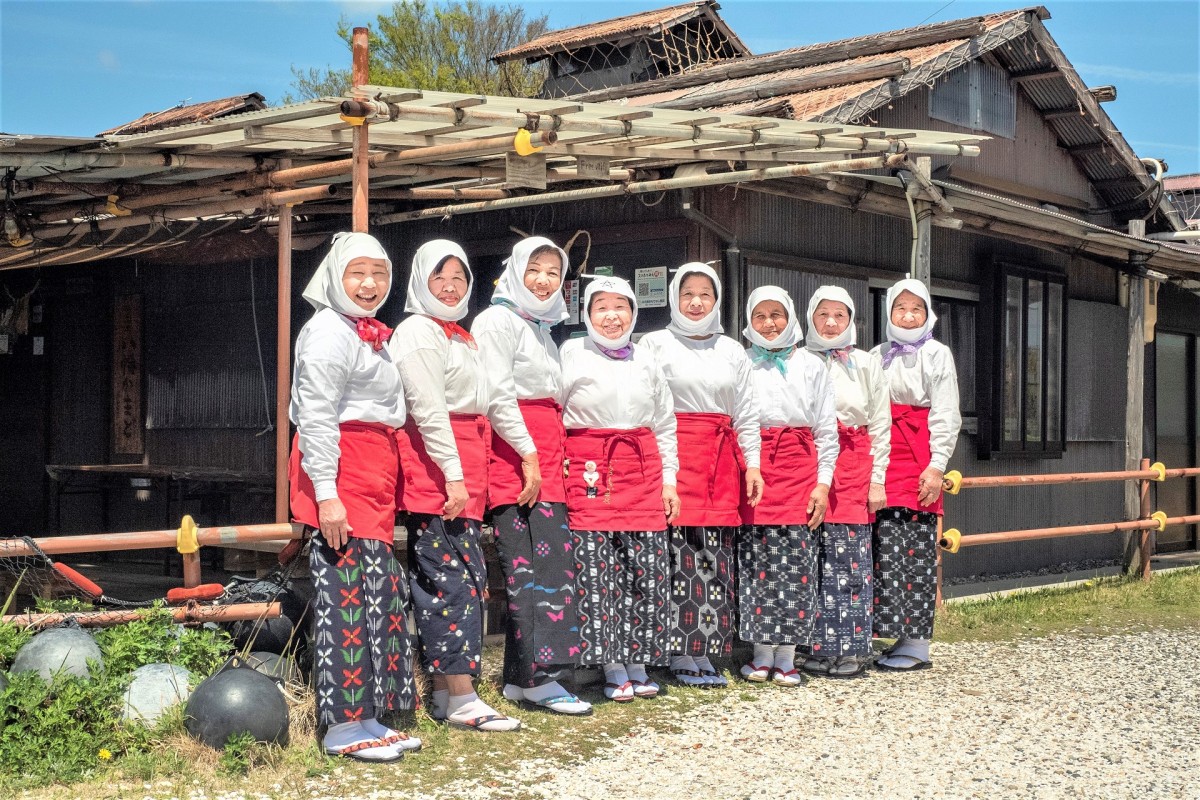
[{"left": 1, "top": 0, "right": 1197, "bottom": 173}]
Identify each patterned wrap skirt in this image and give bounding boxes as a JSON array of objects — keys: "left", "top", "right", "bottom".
[
  {"left": 811, "top": 523, "right": 874, "bottom": 658},
  {"left": 310, "top": 534, "right": 417, "bottom": 725},
  {"left": 736, "top": 524, "right": 819, "bottom": 645},
  {"left": 669, "top": 525, "right": 738, "bottom": 657},
  {"left": 872, "top": 507, "right": 938, "bottom": 639},
  {"left": 405, "top": 513, "right": 487, "bottom": 676},
  {"left": 574, "top": 529, "right": 670, "bottom": 666},
  {"left": 492, "top": 501, "right": 582, "bottom": 688}
]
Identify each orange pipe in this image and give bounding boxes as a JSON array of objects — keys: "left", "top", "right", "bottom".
[
  {"left": 351, "top": 26, "right": 370, "bottom": 233},
  {"left": 950, "top": 514, "right": 1200, "bottom": 548},
  {"left": 3, "top": 601, "right": 281, "bottom": 629},
  {"left": 0, "top": 523, "right": 302, "bottom": 558},
  {"left": 945, "top": 466, "right": 1200, "bottom": 491}
]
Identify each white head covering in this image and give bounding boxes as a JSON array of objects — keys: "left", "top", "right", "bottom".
[
  {"left": 583, "top": 276, "right": 638, "bottom": 350},
  {"left": 743, "top": 285, "right": 799, "bottom": 350},
  {"left": 491, "top": 236, "right": 570, "bottom": 325},
  {"left": 302, "top": 232, "right": 392, "bottom": 318},
  {"left": 667, "top": 262, "right": 723, "bottom": 337},
  {"left": 805, "top": 285, "right": 857, "bottom": 351},
  {"left": 404, "top": 239, "right": 472, "bottom": 322},
  {"left": 885, "top": 278, "right": 938, "bottom": 344}
]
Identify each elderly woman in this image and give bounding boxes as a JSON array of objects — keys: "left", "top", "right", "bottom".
[
  {"left": 870, "top": 278, "right": 961, "bottom": 671},
  {"left": 642, "top": 263, "right": 762, "bottom": 687},
  {"left": 801, "top": 285, "right": 891, "bottom": 679},
  {"left": 561, "top": 276, "right": 679, "bottom": 701},
  {"left": 389, "top": 239, "right": 519, "bottom": 732},
  {"left": 472, "top": 237, "right": 591, "bottom": 715},
  {"left": 737, "top": 286, "right": 839, "bottom": 686},
  {"left": 288, "top": 232, "right": 420, "bottom": 762}
]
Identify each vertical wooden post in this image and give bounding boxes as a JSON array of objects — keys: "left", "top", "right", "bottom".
[
  {"left": 351, "top": 27, "right": 370, "bottom": 233},
  {"left": 1139, "top": 457, "right": 1153, "bottom": 582},
  {"left": 935, "top": 515, "right": 944, "bottom": 609},
  {"left": 274, "top": 199, "right": 293, "bottom": 524},
  {"left": 913, "top": 156, "right": 932, "bottom": 287},
  {"left": 1124, "top": 219, "right": 1147, "bottom": 574}
]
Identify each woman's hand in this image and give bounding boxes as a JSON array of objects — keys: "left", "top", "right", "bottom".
[
  {"left": 662, "top": 484, "right": 681, "bottom": 524},
  {"left": 917, "top": 467, "right": 944, "bottom": 507},
  {"left": 516, "top": 452, "right": 542, "bottom": 507},
  {"left": 443, "top": 480, "right": 469, "bottom": 520},
  {"left": 745, "top": 467, "right": 764, "bottom": 508},
  {"left": 867, "top": 482, "right": 888, "bottom": 515},
  {"left": 318, "top": 497, "right": 352, "bottom": 550},
  {"left": 807, "top": 483, "right": 830, "bottom": 529}
]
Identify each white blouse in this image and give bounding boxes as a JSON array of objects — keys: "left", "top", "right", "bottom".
[
  {"left": 289, "top": 307, "right": 406, "bottom": 502},
  {"left": 640, "top": 330, "right": 762, "bottom": 468},
  {"left": 748, "top": 348, "right": 840, "bottom": 486},
  {"left": 869, "top": 339, "right": 962, "bottom": 473},
  {"left": 819, "top": 349, "right": 893, "bottom": 486},
  {"left": 560, "top": 338, "right": 679, "bottom": 485},
  {"left": 471, "top": 305, "right": 562, "bottom": 457},
  {"left": 388, "top": 315, "right": 490, "bottom": 482}
]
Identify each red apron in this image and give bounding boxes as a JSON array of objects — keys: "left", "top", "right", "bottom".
[
  {"left": 394, "top": 413, "right": 491, "bottom": 522},
  {"left": 487, "top": 397, "right": 567, "bottom": 508},
  {"left": 674, "top": 412, "right": 745, "bottom": 527},
  {"left": 826, "top": 422, "right": 874, "bottom": 525},
  {"left": 563, "top": 427, "right": 666, "bottom": 531},
  {"left": 743, "top": 426, "right": 818, "bottom": 526},
  {"left": 885, "top": 403, "right": 943, "bottom": 515},
  {"left": 289, "top": 421, "right": 398, "bottom": 543}
]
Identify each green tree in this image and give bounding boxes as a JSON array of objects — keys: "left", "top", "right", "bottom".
[{"left": 282, "top": 1, "right": 549, "bottom": 104}]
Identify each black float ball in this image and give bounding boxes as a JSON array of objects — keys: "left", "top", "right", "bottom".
[
  {"left": 185, "top": 664, "right": 289, "bottom": 749},
  {"left": 225, "top": 581, "right": 309, "bottom": 655},
  {"left": 245, "top": 650, "right": 302, "bottom": 685}
]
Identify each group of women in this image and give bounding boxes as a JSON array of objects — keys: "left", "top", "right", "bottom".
[{"left": 288, "top": 231, "right": 961, "bottom": 762}]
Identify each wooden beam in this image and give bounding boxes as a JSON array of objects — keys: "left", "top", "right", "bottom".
[
  {"left": 1011, "top": 67, "right": 1060, "bottom": 83},
  {"left": 651, "top": 57, "right": 910, "bottom": 111},
  {"left": 274, "top": 185, "right": 292, "bottom": 525},
  {"left": 944, "top": 166, "right": 1091, "bottom": 210},
  {"left": 1089, "top": 85, "right": 1117, "bottom": 103}
]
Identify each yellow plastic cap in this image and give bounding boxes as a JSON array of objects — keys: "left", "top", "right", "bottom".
[
  {"left": 513, "top": 128, "right": 543, "bottom": 157},
  {"left": 943, "top": 470, "right": 963, "bottom": 495},
  {"left": 177, "top": 514, "right": 200, "bottom": 554},
  {"left": 940, "top": 528, "right": 962, "bottom": 554}
]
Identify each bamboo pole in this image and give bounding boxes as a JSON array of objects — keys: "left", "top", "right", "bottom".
[
  {"left": 351, "top": 26, "right": 370, "bottom": 233},
  {"left": 374, "top": 155, "right": 897, "bottom": 225},
  {"left": 275, "top": 181, "right": 293, "bottom": 525},
  {"left": 946, "top": 514, "right": 1200, "bottom": 549},
  {"left": 353, "top": 93, "right": 981, "bottom": 158},
  {"left": 0, "top": 523, "right": 303, "bottom": 558},
  {"left": 3, "top": 602, "right": 281, "bottom": 629},
  {"left": 0, "top": 152, "right": 255, "bottom": 172}
]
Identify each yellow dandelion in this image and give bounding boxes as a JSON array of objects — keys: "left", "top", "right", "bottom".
[{"left": 98, "top": 748, "right": 113, "bottom": 761}]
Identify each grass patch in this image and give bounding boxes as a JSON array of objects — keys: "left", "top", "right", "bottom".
[{"left": 936, "top": 566, "right": 1200, "bottom": 642}]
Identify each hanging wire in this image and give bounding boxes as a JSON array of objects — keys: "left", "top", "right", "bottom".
[{"left": 247, "top": 258, "right": 275, "bottom": 437}]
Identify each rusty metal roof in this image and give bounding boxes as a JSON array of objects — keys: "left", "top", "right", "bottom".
[
  {"left": 99, "top": 94, "right": 267, "bottom": 137},
  {"left": 493, "top": 1, "right": 748, "bottom": 63}
]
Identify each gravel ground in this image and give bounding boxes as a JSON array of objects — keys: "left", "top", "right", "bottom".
[{"left": 429, "top": 629, "right": 1200, "bottom": 800}]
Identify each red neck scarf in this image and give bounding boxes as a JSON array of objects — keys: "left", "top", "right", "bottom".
[
  {"left": 430, "top": 316, "right": 477, "bottom": 349},
  {"left": 348, "top": 316, "right": 393, "bottom": 351}
]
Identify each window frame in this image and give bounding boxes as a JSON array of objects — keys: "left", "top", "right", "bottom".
[{"left": 984, "top": 262, "right": 1068, "bottom": 458}]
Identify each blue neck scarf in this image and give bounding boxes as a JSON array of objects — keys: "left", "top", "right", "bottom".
[{"left": 750, "top": 344, "right": 796, "bottom": 375}]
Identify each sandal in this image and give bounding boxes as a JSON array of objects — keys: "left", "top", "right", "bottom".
[
  {"left": 379, "top": 731, "right": 423, "bottom": 752},
  {"left": 446, "top": 713, "right": 522, "bottom": 732},
  {"left": 771, "top": 667, "right": 804, "bottom": 687},
  {"left": 827, "top": 656, "right": 869, "bottom": 680},
  {"left": 630, "top": 679, "right": 660, "bottom": 698},
  {"left": 324, "top": 738, "right": 403, "bottom": 763},
  {"left": 739, "top": 662, "right": 771, "bottom": 682},
  {"left": 875, "top": 655, "right": 933, "bottom": 672},
  {"left": 604, "top": 681, "right": 635, "bottom": 703},
  {"left": 800, "top": 657, "right": 833, "bottom": 677},
  {"left": 671, "top": 667, "right": 709, "bottom": 688},
  {"left": 698, "top": 668, "right": 728, "bottom": 688},
  {"left": 517, "top": 693, "right": 593, "bottom": 716}
]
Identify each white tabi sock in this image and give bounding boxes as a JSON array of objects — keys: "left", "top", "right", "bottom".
[
  {"left": 447, "top": 692, "right": 521, "bottom": 731},
  {"left": 626, "top": 663, "right": 650, "bottom": 684},
  {"left": 603, "top": 663, "right": 630, "bottom": 687},
  {"left": 773, "top": 644, "right": 797, "bottom": 673},
  {"left": 751, "top": 643, "right": 775, "bottom": 668},
  {"left": 362, "top": 717, "right": 422, "bottom": 751},
  {"left": 880, "top": 637, "right": 931, "bottom": 668}
]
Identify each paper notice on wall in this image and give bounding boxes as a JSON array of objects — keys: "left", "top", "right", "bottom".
[
  {"left": 634, "top": 266, "right": 667, "bottom": 308},
  {"left": 565, "top": 279, "right": 580, "bottom": 325},
  {"left": 593, "top": 266, "right": 614, "bottom": 277}
]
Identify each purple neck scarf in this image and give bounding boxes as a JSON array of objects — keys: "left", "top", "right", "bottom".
[
  {"left": 882, "top": 332, "right": 933, "bottom": 367},
  {"left": 596, "top": 342, "right": 634, "bottom": 361}
]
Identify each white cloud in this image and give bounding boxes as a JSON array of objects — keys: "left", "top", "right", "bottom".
[
  {"left": 1073, "top": 63, "right": 1199, "bottom": 86},
  {"left": 97, "top": 50, "right": 120, "bottom": 72}
]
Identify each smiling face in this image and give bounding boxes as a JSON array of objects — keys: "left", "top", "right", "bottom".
[
  {"left": 890, "top": 290, "right": 928, "bottom": 330},
  {"left": 523, "top": 247, "right": 563, "bottom": 301},
  {"left": 812, "top": 299, "right": 851, "bottom": 339},
  {"left": 341, "top": 256, "right": 390, "bottom": 312},
  {"left": 750, "top": 300, "right": 789, "bottom": 342},
  {"left": 588, "top": 291, "right": 633, "bottom": 340},
  {"left": 428, "top": 256, "right": 469, "bottom": 307},
  {"left": 678, "top": 273, "right": 716, "bottom": 321}
]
